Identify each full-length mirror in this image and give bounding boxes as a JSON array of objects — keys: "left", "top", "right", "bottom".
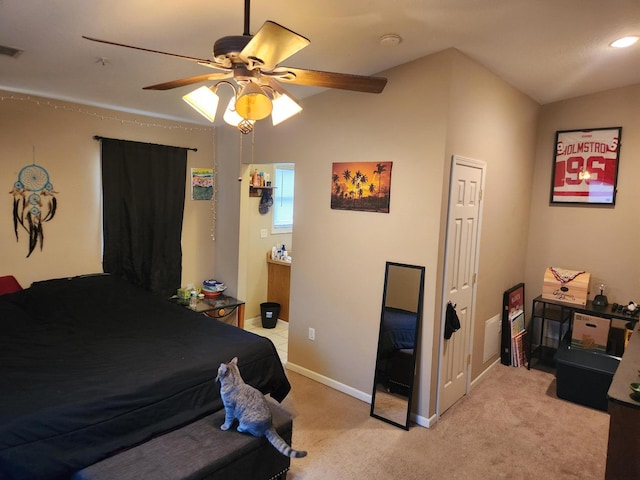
[{"left": 370, "top": 262, "right": 425, "bottom": 430}]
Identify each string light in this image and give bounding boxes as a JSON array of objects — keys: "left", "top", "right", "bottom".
[
  {"left": 210, "top": 129, "right": 217, "bottom": 242},
  {"left": 0, "top": 93, "right": 213, "bottom": 132},
  {"left": 2, "top": 92, "right": 219, "bottom": 240}
]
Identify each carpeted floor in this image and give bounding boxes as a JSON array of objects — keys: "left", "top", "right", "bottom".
[{"left": 280, "top": 363, "right": 609, "bottom": 480}]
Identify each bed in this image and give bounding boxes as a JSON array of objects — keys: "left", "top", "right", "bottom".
[
  {"left": 0, "top": 274, "right": 291, "bottom": 480},
  {"left": 376, "top": 307, "right": 418, "bottom": 394}
]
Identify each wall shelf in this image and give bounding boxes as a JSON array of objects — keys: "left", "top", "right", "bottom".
[{"left": 249, "top": 185, "right": 274, "bottom": 197}]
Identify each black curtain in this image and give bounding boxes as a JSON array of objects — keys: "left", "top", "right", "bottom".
[{"left": 101, "top": 138, "right": 187, "bottom": 297}]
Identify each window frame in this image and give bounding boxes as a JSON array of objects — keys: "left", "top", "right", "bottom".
[{"left": 271, "top": 163, "right": 295, "bottom": 234}]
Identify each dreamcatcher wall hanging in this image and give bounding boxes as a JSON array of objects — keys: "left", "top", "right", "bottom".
[{"left": 9, "top": 162, "right": 58, "bottom": 257}]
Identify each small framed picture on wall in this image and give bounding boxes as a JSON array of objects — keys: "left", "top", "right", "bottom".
[
  {"left": 191, "top": 167, "right": 213, "bottom": 200},
  {"left": 330, "top": 161, "right": 393, "bottom": 213},
  {"left": 550, "top": 127, "right": 622, "bottom": 205}
]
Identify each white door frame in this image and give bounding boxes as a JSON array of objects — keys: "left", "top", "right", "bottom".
[{"left": 435, "top": 154, "right": 486, "bottom": 419}]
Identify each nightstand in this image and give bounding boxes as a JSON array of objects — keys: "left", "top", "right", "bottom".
[{"left": 170, "top": 294, "right": 246, "bottom": 329}]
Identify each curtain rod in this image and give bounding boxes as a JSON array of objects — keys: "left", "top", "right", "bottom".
[{"left": 93, "top": 136, "right": 198, "bottom": 152}]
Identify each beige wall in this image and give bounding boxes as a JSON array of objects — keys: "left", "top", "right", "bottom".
[
  {"left": 253, "top": 49, "right": 452, "bottom": 420},
  {"left": 0, "top": 90, "right": 216, "bottom": 289},
  {"left": 444, "top": 51, "right": 539, "bottom": 386},
  {"left": 249, "top": 49, "right": 538, "bottom": 421},
  {"left": 525, "top": 84, "right": 640, "bottom": 310}
]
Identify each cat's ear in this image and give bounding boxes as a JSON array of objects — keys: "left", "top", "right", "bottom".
[{"left": 230, "top": 357, "right": 238, "bottom": 365}]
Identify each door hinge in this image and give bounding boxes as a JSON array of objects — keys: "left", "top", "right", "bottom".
[
  {"left": 472, "top": 273, "right": 477, "bottom": 284},
  {"left": 467, "top": 354, "right": 472, "bottom": 366},
  {"left": 479, "top": 189, "right": 483, "bottom": 201}
]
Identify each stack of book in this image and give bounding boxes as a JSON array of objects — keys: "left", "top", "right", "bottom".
[{"left": 509, "top": 311, "right": 528, "bottom": 367}]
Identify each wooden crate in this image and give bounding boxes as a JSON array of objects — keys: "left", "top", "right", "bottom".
[{"left": 542, "top": 267, "right": 590, "bottom": 305}]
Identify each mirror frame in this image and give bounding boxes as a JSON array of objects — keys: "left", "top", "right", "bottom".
[{"left": 370, "top": 261, "right": 425, "bottom": 430}]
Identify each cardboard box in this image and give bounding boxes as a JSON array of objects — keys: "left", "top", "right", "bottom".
[
  {"left": 542, "top": 267, "right": 590, "bottom": 305},
  {"left": 572, "top": 312, "right": 610, "bottom": 352}
]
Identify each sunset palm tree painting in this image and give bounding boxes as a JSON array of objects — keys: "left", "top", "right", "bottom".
[{"left": 331, "top": 161, "right": 392, "bottom": 213}]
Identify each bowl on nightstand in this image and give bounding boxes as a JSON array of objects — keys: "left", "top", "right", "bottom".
[{"left": 202, "top": 279, "right": 227, "bottom": 297}]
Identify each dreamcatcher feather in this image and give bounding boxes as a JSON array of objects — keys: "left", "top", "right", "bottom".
[{"left": 9, "top": 164, "right": 58, "bottom": 257}]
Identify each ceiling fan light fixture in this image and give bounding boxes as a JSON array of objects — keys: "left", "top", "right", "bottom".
[
  {"left": 84, "top": 1, "right": 388, "bottom": 130},
  {"left": 235, "top": 82, "right": 273, "bottom": 120},
  {"left": 223, "top": 96, "right": 250, "bottom": 126},
  {"left": 182, "top": 86, "right": 220, "bottom": 122},
  {"left": 223, "top": 96, "right": 242, "bottom": 126},
  {"left": 271, "top": 92, "right": 302, "bottom": 126}
]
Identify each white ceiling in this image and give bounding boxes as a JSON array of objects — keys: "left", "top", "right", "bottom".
[{"left": 1, "top": 0, "right": 639, "bottom": 126}]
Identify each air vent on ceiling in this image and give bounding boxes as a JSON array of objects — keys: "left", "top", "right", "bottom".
[{"left": 0, "top": 45, "right": 23, "bottom": 58}]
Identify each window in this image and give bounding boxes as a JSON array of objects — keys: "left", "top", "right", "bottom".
[{"left": 272, "top": 164, "right": 294, "bottom": 233}]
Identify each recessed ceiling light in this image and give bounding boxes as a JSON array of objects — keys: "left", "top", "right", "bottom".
[
  {"left": 379, "top": 34, "right": 402, "bottom": 47},
  {"left": 610, "top": 36, "right": 639, "bottom": 48}
]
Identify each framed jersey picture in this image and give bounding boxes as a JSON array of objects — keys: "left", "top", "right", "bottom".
[{"left": 550, "top": 127, "right": 622, "bottom": 205}]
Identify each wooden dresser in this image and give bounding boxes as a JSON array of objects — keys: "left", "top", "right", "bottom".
[{"left": 606, "top": 320, "right": 640, "bottom": 479}]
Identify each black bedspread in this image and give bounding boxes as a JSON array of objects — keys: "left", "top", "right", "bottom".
[
  {"left": 379, "top": 307, "right": 417, "bottom": 354},
  {"left": 0, "top": 274, "right": 290, "bottom": 480}
]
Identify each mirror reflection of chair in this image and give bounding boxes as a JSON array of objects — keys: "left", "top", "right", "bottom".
[{"left": 370, "top": 262, "right": 425, "bottom": 430}]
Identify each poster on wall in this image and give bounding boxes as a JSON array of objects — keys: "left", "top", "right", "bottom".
[
  {"left": 191, "top": 168, "right": 213, "bottom": 200},
  {"left": 550, "top": 127, "right": 622, "bottom": 205},
  {"left": 330, "top": 161, "right": 392, "bottom": 213}
]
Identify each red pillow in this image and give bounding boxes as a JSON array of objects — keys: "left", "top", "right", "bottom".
[{"left": 0, "top": 275, "right": 23, "bottom": 295}]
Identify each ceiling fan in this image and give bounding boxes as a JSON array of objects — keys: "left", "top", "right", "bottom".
[{"left": 83, "top": 0, "right": 388, "bottom": 132}]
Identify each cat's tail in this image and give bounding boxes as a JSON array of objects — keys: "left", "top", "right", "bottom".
[{"left": 264, "top": 427, "right": 307, "bottom": 458}]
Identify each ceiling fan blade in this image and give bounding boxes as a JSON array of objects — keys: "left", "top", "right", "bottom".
[
  {"left": 143, "top": 72, "right": 232, "bottom": 91},
  {"left": 82, "top": 36, "right": 223, "bottom": 68},
  {"left": 240, "top": 21, "right": 310, "bottom": 70},
  {"left": 275, "top": 67, "right": 387, "bottom": 94}
]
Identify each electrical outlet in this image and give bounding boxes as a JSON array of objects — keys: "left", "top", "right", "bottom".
[
  {"left": 308, "top": 328, "right": 315, "bottom": 341},
  {"left": 260, "top": 228, "right": 268, "bottom": 239}
]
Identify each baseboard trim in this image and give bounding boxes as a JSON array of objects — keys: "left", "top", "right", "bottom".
[
  {"left": 282, "top": 358, "right": 499, "bottom": 430},
  {"left": 470, "top": 357, "right": 501, "bottom": 390},
  {"left": 285, "top": 362, "right": 436, "bottom": 428},
  {"left": 411, "top": 412, "right": 436, "bottom": 428},
  {"left": 285, "top": 362, "right": 372, "bottom": 404}
]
